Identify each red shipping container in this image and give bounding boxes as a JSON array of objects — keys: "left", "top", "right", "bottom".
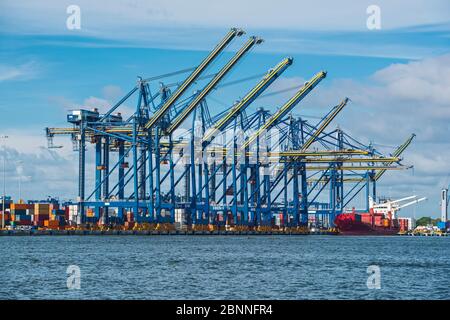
[
  {"left": 11, "top": 203, "right": 34, "bottom": 210},
  {"left": 64, "top": 207, "right": 70, "bottom": 221},
  {"left": 124, "top": 221, "right": 135, "bottom": 230},
  {"left": 126, "top": 212, "right": 134, "bottom": 222},
  {"left": 34, "top": 220, "right": 44, "bottom": 227}
]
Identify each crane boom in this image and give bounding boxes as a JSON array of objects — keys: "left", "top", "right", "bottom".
[
  {"left": 202, "top": 57, "right": 293, "bottom": 144},
  {"left": 374, "top": 133, "right": 416, "bottom": 181},
  {"left": 165, "top": 36, "right": 262, "bottom": 134},
  {"left": 387, "top": 195, "right": 419, "bottom": 204},
  {"left": 398, "top": 197, "right": 427, "bottom": 209},
  {"left": 302, "top": 97, "right": 349, "bottom": 150},
  {"left": 295, "top": 156, "right": 399, "bottom": 163},
  {"left": 243, "top": 71, "right": 326, "bottom": 149},
  {"left": 144, "top": 28, "right": 244, "bottom": 130}
]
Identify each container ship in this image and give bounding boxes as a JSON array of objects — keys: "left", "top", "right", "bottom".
[{"left": 334, "top": 195, "right": 426, "bottom": 235}]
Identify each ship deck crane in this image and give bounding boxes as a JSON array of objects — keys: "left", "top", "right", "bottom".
[{"left": 372, "top": 195, "right": 427, "bottom": 219}]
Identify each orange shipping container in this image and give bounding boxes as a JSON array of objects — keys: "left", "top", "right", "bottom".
[
  {"left": 34, "top": 205, "right": 50, "bottom": 215},
  {"left": 48, "top": 220, "right": 60, "bottom": 228}
]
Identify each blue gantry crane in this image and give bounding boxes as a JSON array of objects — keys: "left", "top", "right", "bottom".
[{"left": 45, "top": 28, "right": 414, "bottom": 232}]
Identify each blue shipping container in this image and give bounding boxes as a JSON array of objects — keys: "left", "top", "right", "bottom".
[{"left": 437, "top": 221, "right": 446, "bottom": 230}]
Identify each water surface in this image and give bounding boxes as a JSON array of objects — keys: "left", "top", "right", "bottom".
[{"left": 0, "top": 236, "right": 448, "bottom": 299}]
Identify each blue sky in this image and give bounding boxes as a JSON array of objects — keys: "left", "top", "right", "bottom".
[{"left": 0, "top": 0, "right": 449, "bottom": 218}]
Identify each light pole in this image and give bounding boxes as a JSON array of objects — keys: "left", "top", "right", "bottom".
[
  {"left": 1, "top": 135, "right": 8, "bottom": 230},
  {"left": 16, "top": 160, "right": 23, "bottom": 202}
]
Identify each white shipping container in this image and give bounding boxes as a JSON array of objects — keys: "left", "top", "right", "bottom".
[
  {"left": 107, "top": 208, "right": 118, "bottom": 217},
  {"left": 175, "top": 209, "right": 186, "bottom": 224},
  {"left": 399, "top": 217, "right": 416, "bottom": 230},
  {"left": 68, "top": 211, "right": 78, "bottom": 222},
  {"left": 408, "top": 217, "right": 416, "bottom": 230},
  {"left": 274, "top": 216, "right": 281, "bottom": 226}
]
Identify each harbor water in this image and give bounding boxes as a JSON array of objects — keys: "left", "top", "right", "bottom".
[{"left": 0, "top": 236, "right": 449, "bottom": 300}]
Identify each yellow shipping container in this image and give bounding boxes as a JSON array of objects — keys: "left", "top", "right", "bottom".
[
  {"left": 86, "top": 209, "right": 95, "bottom": 218},
  {"left": 34, "top": 203, "right": 56, "bottom": 215}
]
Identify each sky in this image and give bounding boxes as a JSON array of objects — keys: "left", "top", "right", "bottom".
[{"left": 0, "top": 0, "right": 449, "bottom": 218}]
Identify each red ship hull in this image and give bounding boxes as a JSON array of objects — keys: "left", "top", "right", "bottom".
[{"left": 334, "top": 212, "right": 400, "bottom": 236}]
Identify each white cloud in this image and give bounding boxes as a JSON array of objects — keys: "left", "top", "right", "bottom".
[
  {"left": 1, "top": 144, "right": 78, "bottom": 201},
  {"left": 2, "top": 0, "right": 449, "bottom": 32},
  {"left": 1, "top": 1, "right": 449, "bottom": 59},
  {"left": 372, "top": 54, "right": 450, "bottom": 107},
  {"left": 0, "top": 61, "right": 40, "bottom": 81},
  {"left": 48, "top": 85, "right": 135, "bottom": 117},
  {"left": 102, "top": 85, "right": 123, "bottom": 101},
  {"left": 83, "top": 96, "right": 111, "bottom": 111}
]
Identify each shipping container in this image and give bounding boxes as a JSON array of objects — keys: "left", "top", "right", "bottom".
[
  {"left": 86, "top": 209, "right": 95, "bottom": 218},
  {"left": 85, "top": 217, "right": 97, "bottom": 224},
  {"left": 35, "top": 214, "right": 50, "bottom": 221},
  {"left": 125, "top": 211, "right": 134, "bottom": 222},
  {"left": 10, "top": 203, "right": 34, "bottom": 211},
  {"left": 124, "top": 221, "right": 135, "bottom": 230},
  {"left": 67, "top": 205, "right": 78, "bottom": 222},
  {"left": 437, "top": 221, "right": 446, "bottom": 230},
  {"left": 0, "top": 213, "right": 10, "bottom": 222},
  {"left": 52, "top": 209, "right": 66, "bottom": 215},
  {"left": 174, "top": 209, "right": 185, "bottom": 224},
  {"left": 48, "top": 220, "right": 60, "bottom": 228},
  {"left": 398, "top": 217, "right": 415, "bottom": 231},
  {"left": 11, "top": 209, "right": 27, "bottom": 215},
  {"left": 34, "top": 203, "right": 60, "bottom": 215},
  {"left": 33, "top": 220, "right": 44, "bottom": 227}
]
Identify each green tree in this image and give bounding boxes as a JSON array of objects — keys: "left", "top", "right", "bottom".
[{"left": 416, "top": 216, "right": 441, "bottom": 226}]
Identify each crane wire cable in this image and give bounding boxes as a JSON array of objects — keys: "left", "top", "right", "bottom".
[{"left": 142, "top": 67, "right": 197, "bottom": 82}]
